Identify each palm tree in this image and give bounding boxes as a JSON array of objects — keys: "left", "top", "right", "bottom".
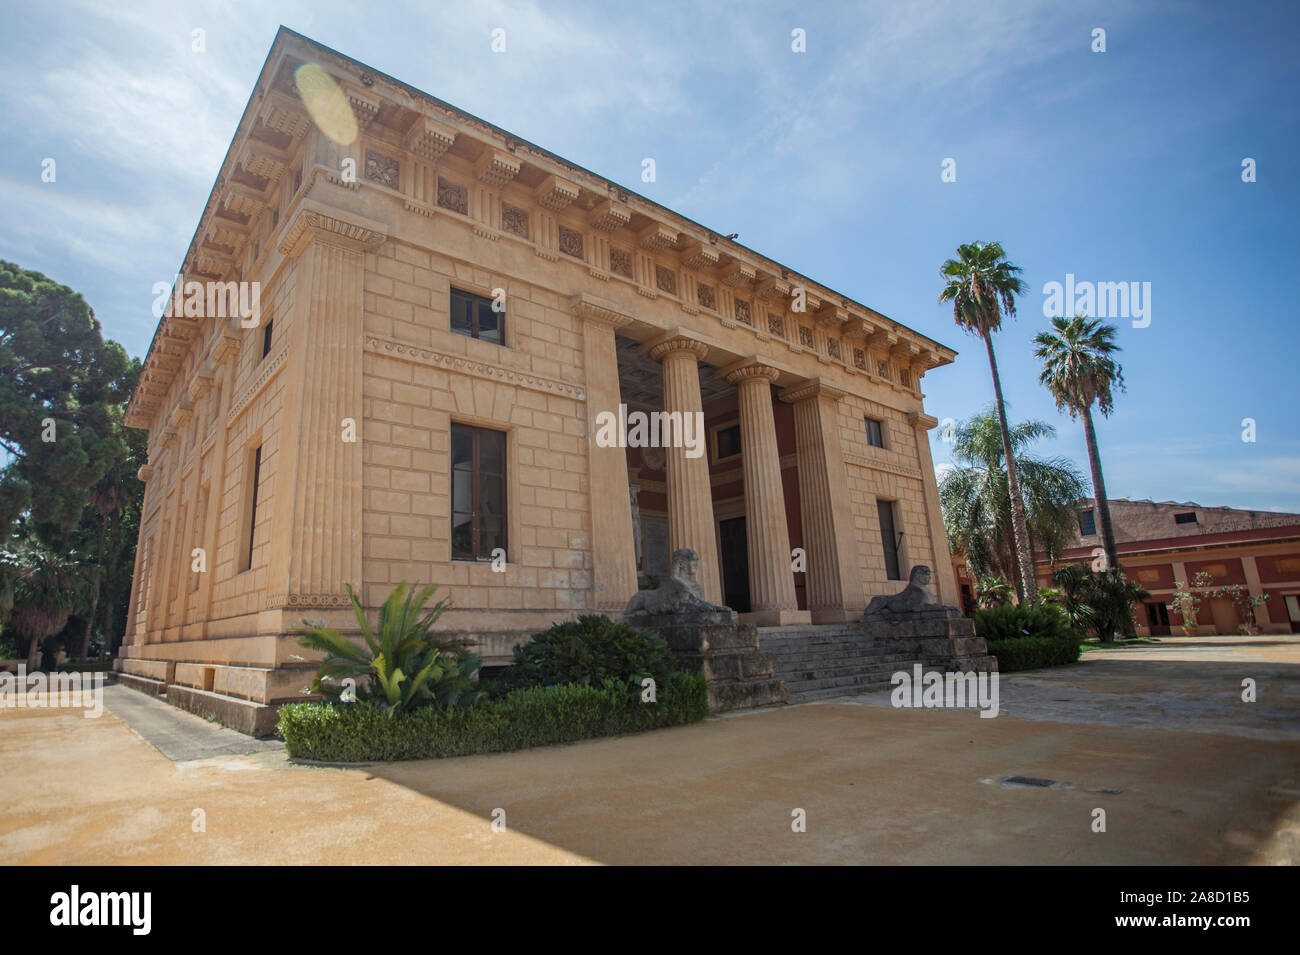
[
  {"left": 939, "top": 410, "right": 1087, "bottom": 601},
  {"left": 1033, "top": 314, "right": 1125, "bottom": 573},
  {"left": 938, "top": 241, "right": 1038, "bottom": 601},
  {"left": 975, "top": 578, "right": 1014, "bottom": 609}
]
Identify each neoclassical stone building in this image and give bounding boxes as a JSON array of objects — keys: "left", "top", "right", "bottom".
[{"left": 119, "top": 28, "right": 961, "bottom": 732}]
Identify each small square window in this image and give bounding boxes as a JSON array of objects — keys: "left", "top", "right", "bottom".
[
  {"left": 1174, "top": 511, "right": 1198, "bottom": 525},
  {"left": 865, "top": 417, "right": 885, "bottom": 448},
  {"left": 715, "top": 424, "right": 742, "bottom": 460},
  {"left": 450, "top": 288, "right": 504, "bottom": 345},
  {"left": 1078, "top": 510, "right": 1097, "bottom": 536}
]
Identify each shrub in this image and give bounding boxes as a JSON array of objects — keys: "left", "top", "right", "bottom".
[
  {"left": 496, "top": 614, "right": 679, "bottom": 693},
  {"left": 985, "top": 636, "right": 1080, "bottom": 672},
  {"left": 296, "top": 581, "right": 482, "bottom": 714},
  {"left": 277, "top": 671, "right": 710, "bottom": 762},
  {"left": 971, "top": 602, "right": 1072, "bottom": 642}
]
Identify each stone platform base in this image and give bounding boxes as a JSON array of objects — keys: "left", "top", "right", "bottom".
[
  {"left": 860, "top": 613, "right": 998, "bottom": 673},
  {"left": 633, "top": 615, "right": 788, "bottom": 713}
]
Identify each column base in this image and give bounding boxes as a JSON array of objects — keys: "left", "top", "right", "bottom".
[{"left": 741, "top": 609, "right": 812, "bottom": 626}]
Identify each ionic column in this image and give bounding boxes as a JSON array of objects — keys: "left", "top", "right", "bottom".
[
  {"left": 648, "top": 336, "right": 722, "bottom": 604},
  {"left": 909, "top": 411, "right": 960, "bottom": 606},
  {"left": 573, "top": 293, "right": 638, "bottom": 610},
  {"left": 780, "top": 379, "right": 864, "bottom": 621},
  {"left": 723, "top": 361, "right": 808, "bottom": 625}
]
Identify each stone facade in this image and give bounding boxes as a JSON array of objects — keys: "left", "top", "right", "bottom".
[{"left": 119, "top": 28, "right": 961, "bottom": 731}]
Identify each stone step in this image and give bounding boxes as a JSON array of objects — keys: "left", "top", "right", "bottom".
[
  {"left": 761, "top": 634, "right": 891, "bottom": 650},
  {"left": 784, "top": 680, "right": 896, "bottom": 702},
  {"left": 765, "top": 645, "right": 912, "bottom": 664},
  {"left": 773, "top": 657, "right": 917, "bottom": 680}
]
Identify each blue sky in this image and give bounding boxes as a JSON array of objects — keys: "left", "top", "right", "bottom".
[{"left": 2, "top": 0, "right": 1297, "bottom": 510}]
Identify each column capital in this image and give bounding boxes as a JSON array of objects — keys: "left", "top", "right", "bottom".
[
  {"left": 646, "top": 335, "right": 709, "bottom": 363},
  {"left": 277, "top": 199, "right": 388, "bottom": 259},
  {"left": 778, "top": 377, "right": 846, "bottom": 404},
  {"left": 720, "top": 358, "right": 780, "bottom": 386},
  {"left": 571, "top": 291, "right": 634, "bottom": 329}
]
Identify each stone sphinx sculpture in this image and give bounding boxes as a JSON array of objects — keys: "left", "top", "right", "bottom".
[
  {"left": 624, "top": 547, "right": 736, "bottom": 622},
  {"left": 862, "top": 565, "right": 961, "bottom": 621}
]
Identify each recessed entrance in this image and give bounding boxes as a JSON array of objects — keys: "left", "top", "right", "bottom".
[{"left": 719, "top": 516, "right": 751, "bottom": 613}]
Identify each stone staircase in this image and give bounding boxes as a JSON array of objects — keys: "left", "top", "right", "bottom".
[{"left": 759, "top": 624, "right": 943, "bottom": 703}]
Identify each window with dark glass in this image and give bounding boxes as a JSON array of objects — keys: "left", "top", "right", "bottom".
[
  {"left": 261, "top": 318, "right": 274, "bottom": 359},
  {"left": 865, "top": 417, "right": 885, "bottom": 448},
  {"left": 1078, "top": 509, "right": 1097, "bottom": 536},
  {"left": 239, "top": 445, "right": 262, "bottom": 573},
  {"left": 716, "top": 423, "right": 742, "bottom": 459},
  {"left": 451, "top": 423, "right": 507, "bottom": 561},
  {"left": 1174, "top": 511, "right": 1198, "bottom": 525},
  {"left": 878, "top": 499, "right": 902, "bottom": 580},
  {"left": 450, "top": 288, "right": 504, "bottom": 345}
]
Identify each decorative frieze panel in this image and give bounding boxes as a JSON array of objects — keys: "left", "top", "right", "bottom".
[
  {"left": 655, "top": 265, "right": 678, "bottom": 295},
  {"left": 734, "top": 298, "right": 753, "bottom": 326},
  {"left": 558, "top": 225, "right": 584, "bottom": 259},
  {"left": 610, "top": 247, "right": 633, "bottom": 278},
  {"left": 365, "top": 150, "right": 399, "bottom": 188},
  {"left": 798, "top": 325, "right": 815, "bottom": 348},
  {"left": 364, "top": 336, "right": 586, "bottom": 401},
  {"left": 853, "top": 348, "right": 867, "bottom": 371},
  {"left": 876, "top": 359, "right": 892, "bottom": 380},
  {"left": 437, "top": 177, "right": 468, "bottom": 214},
  {"left": 768, "top": 312, "right": 785, "bottom": 337},
  {"left": 697, "top": 283, "right": 717, "bottom": 310},
  {"left": 501, "top": 203, "right": 530, "bottom": 238}
]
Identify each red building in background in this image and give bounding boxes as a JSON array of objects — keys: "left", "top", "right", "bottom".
[{"left": 954, "top": 498, "right": 1300, "bottom": 635}]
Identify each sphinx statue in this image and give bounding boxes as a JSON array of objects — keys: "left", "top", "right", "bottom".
[
  {"left": 624, "top": 547, "right": 735, "bottom": 621},
  {"left": 862, "top": 565, "right": 961, "bottom": 621}
]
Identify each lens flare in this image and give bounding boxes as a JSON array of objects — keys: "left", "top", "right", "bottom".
[{"left": 293, "top": 62, "right": 358, "bottom": 145}]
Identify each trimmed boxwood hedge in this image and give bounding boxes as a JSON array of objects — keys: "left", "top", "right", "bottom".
[
  {"left": 278, "top": 671, "right": 709, "bottom": 762},
  {"left": 985, "top": 636, "right": 1081, "bottom": 672}
]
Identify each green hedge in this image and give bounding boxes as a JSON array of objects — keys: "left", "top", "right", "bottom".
[
  {"left": 278, "top": 671, "right": 709, "bottom": 762},
  {"left": 986, "top": 636, "right": 1081, "bottom": 672},
  {"left": 971, "top": 603, "right": 1073, "bottom": 642}
]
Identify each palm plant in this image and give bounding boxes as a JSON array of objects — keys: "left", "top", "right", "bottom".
[
  {"left": 939, "top": 241, "right": 1038, "bottom": 601},
  {"left": 975, "top": 578, "right": 1014, "bottom": 609},
  {"left": 297, "top": 581, "right": 482, "bottom": 715},
  {"left": 1052, "top": 563, "right": 1149, "bottom": 642},
  {"left": 1033, "top": 314, "right": 1125, "bottom": 572},
  {"left": 2, "top": 542, "right": 96, "bottom": 669},
  {"left": 939, "top": 410, "right": 1087, "bottom": 601}
]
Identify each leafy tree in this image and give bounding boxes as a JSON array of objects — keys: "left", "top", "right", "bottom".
[
  {"left": 0, "top": 262, "right": 132, "bottom": 534},
  {"left": 938, "top": 241, "right": 1038, "bottom": 601},
  {"left": 939, "top": 410, "right": 1087, "bottom": 600},
  {"left": 1033, "top": 314, "right": 1126, "bottom": 573}
]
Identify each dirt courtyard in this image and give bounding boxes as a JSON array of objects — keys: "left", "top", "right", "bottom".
[{"left": 2, "top": 637, "right": 1298, "bottom": 865}]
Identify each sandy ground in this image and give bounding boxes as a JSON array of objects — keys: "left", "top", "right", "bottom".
[{"left": 2, "top": 636, "right": 1298, "bottom": 865}]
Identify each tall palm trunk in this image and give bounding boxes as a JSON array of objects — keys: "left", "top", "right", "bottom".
[
  {"left": 983, "top": 333, "right": 1038, "bottom": 602},
  {"left": 1081, "top": 404, "right": 1119, "bottom": 573}
]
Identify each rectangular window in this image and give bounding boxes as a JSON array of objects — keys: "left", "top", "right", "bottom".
[
  {"left": 450, "top": 288, "right": 504, "bottom": 345},
  {"left": 1078, "top": 509, "right": 1097, "bottom": 536},
  {"left": 239, "top": 445, "right": 262, "bottom": 573},
  {"left": 878, "top": 499, "right": 902, "bottom": 581},
  {"left": 1174, "top": 511, "right": 1198, "bottom": 525},
  {"left": 261, "top": 318, "right": 274, "bottom": 359},
  {"left": 451, "top": 423, "right": 507, "bottom": 561},
  {"left": 715, "top": 423, "right": 742, "bottom": 460},
  {"left": 865, "top": 417, "right": 885, "bottom": 449}
]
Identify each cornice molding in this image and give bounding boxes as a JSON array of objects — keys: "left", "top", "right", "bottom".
[
  {"left": 277, "top": 199, "right": 389, "bottom": 259},
  {"left": 363, "top": 336, "right": 586, "bottom": 401}
]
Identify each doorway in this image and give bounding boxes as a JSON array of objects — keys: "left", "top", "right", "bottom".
[
  {"left": 718, "top": 516, "right": 751, "bottom": 613},
  {"left": 1209, "top": 598, "right": 1239, "bottom": 635},
  {"left": 1144, "top": 601, "right": 1171, "bottom": 636}
]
